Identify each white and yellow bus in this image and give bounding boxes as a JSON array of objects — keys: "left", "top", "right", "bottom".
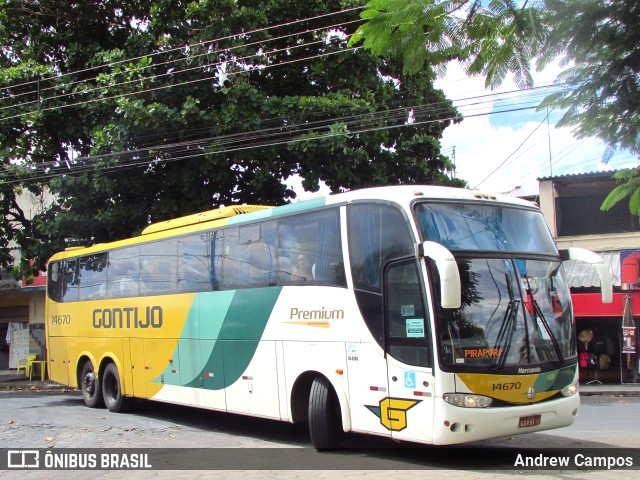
[{"left": 45, "top": 185, "right": 612, "bottom": 448}]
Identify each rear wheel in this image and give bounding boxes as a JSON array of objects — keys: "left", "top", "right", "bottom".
[
  {"left": 80, "top": 361, "right": 103, "bottom": 408},
  {"left": 308, "top": 376, "right": 342, "bottom": 450},
  {"left": 102, "top": 363, "right": 128, "bottom": 413}
]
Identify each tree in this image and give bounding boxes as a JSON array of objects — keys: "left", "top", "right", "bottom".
[
  {"left": 349, "top": 1, "right": 544, "bottom": 87},
  {"left": 349, "top": 0, "right": 640, "bottom": 211},
  {"left": 601, "top": 168, "right": 640, "bottom": 217},
  {"left": 0, "top": 0, "right": 463, "bottom": 278}
]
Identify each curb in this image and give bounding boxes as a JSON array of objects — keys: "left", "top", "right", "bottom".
[
  {"left": 0, "top": 382, "right": 75, "bottom": 392},
  {"left": 580, "top": 390, "right": 640, "bottom": 397},
  {"left": 0, "top": 376, "right": 75, "bottom": 392}
]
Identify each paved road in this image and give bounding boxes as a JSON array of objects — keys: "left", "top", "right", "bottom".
[{"left": 1, "top": 390, "right": 639, "bottom": 479}]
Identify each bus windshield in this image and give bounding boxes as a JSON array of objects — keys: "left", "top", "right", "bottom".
[
  {"left": 414, "top": 202, "right": 575, "bottom": 373},
  {"left": 414, "top": 202, "right": 557, "bottom": 254},
  {"left": 435, "top": 258, "right": 575, "bottom": 372}
]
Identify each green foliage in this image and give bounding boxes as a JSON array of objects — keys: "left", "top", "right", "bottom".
[
  {"left": 349, "top": 0, "right": 542, "bottom": 89},
  {"left": 0, "top": 0, "right": 462, "bottom": 278},
  {"left": 536, "top": 0, "right": 640, "bottom": 155},
  {"left": 601, "top": 169, "right": 640, "bottom": 216},
  {"left": 352, "top": 0, "right": 640, "bottom": 216}
]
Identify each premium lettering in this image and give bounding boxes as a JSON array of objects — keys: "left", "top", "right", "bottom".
[
  {"left": 290, "top": 307, "right": 344, "bottom": 321},
  {"left": 92, "top": 306, "right": 163, "bottom": 329}
]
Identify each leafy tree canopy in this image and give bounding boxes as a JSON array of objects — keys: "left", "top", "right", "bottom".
[
  {"left": 350, "top": 0, "right": 639, "bottom": 211},
  {"left": 0, "top": 0, "right": 463, "bottom": 279}
]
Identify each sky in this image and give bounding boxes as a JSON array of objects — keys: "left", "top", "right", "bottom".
[
  {"left": 289, "top": 60, "right": 638, "bottom": 200},
  {"left": 434, "top": 62, "right": 639, "bottom": 195}
]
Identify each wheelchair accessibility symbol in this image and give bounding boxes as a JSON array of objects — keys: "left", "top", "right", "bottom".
[{"left": 404, "top": 371, "right": 416, "bottom": 389}]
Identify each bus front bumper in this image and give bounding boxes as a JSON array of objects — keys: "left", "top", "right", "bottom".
[{"left": 431, "top": 393, "right": 580, "bottom": 445}]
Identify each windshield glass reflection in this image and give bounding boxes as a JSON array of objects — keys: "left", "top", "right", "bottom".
[{"left": 437, "top": 258, "right": 575, "bottom": 372}]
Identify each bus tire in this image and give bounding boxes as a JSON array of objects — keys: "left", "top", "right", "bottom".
[
  {"left": 102, "top": 363, "right": 128, "bottom": 413},
  {"left": 308, "top": 376, "right": 342, "bottom": 450},
  {"left": 80, "top": 360, "right": 104, "bottom": 408}
]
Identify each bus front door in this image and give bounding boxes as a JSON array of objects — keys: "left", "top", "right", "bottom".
[{"left": 384, "top": 259, "right": 435, "bottom": 443}]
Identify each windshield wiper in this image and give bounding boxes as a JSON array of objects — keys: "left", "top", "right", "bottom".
[
  {"left": 492, "top": 274, "right": 519, "bottom": 372},
  {"left": 528, "top": 291, "right": 564, "bottom": 366}
]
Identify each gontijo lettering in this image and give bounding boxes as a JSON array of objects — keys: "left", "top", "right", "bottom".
[{"left": 93, "top": 306, "right": 163, "bottom": 329}]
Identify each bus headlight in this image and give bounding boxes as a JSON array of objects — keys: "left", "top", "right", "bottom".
[
  {"left": 561, "top": 382, "right": 579, "bottom": 397},
  {"left": 443, "top": 393, "right": 493, "bottom": 408}
]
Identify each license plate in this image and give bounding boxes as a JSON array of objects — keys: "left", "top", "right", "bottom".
[{"left": 518, "top": 414, "right": 541, "bottom": 428}]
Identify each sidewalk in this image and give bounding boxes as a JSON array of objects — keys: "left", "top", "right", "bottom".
[
  {"left": 0, "top": 369, "right": 72, "bottom": 391},
  {"left": 1, "top": 369, "right": 639, "bottom": 395},
  {"left": 579, "top": 382, "right": 640, "bottom": 396}
]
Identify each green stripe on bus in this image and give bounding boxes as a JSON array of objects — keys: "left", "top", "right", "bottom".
[
  {"left": 174, "top": 287, "right": 282, "bottom": 390},
  {"left": 269, "top": 197, "right": 326, "bottom": 216},
  {"left": 226, "top": 208, "right": 274, "bottom": 224},
  {"left": 226, "top": 197, "right": 327, "bottom": 226},
  {"left": 532, "top": 364, "right": 576, "bottom": 392},
  {"left": 172, "top": 290, "right": 237, "bottom": 385}
]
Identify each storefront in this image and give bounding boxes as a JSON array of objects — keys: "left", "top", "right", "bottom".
[
  {"left": 565, "top": 249, "right": 639, "bottom": 384},
  {"left": 0, "top": 274, "right": 46, "bottom": 370}
]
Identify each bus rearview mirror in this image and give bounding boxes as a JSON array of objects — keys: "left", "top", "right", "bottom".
[
  {"left": 560, "top": 247, "right": 613, "bottom": 304},
  {"left": 420, "top": 241, "right": 461, "bottom": 309}
]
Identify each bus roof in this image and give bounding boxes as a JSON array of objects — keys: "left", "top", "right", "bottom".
[
  {"left": 324, "top": 185, "right": 534, "bottom": 208},
  {"left": 48, "top": 185, "right": 537, "bottom": 261},
  {"left": 141, "top": 205, "right": 273, "bottom": 236}
]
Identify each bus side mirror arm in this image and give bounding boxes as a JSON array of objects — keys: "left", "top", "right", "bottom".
[
  {"left": 560, "top": 247, "right": 613, "bottom": 304},
  {"left": 416, "top": 241, "right": 461, "bottom": 309}
]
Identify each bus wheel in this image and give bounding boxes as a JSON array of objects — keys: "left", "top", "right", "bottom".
[
  {"left": 308, "top": 376, "right": 342, "bottom": 450},
  {"left": 102, "top": 363, "right": 128, "bottom": 413},
  {"left": 80, "top": 361, "right": 104, "bottom": 408}
]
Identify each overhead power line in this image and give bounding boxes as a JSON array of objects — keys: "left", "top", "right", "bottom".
[
  {"left": 473, "top": 109, "right": 552, "bottom": 189},
  {"left": 0, "top": 81, "right": 562, "bottom": 183},
  {"left": 1, "top": 100, "right": 545, "bottom": 186},
  {"left": 0, "top": 81, "right": 563, "bottom": 185},
  {"left": 0, "top": 5, "right": 573, "bottom": 190},
  {"left": 0, "top": 46, "right": 362, "bottom": 123},
  {"left": 0, "top": 17, "right": 364, "bottom": 114},
  {"left": 0, "top": 6, "right": 363, "bottom": 94}
]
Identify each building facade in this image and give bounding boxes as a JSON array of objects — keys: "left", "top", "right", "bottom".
[
  {"left": 538, "top": 170, "right": 640, "bottom": 384},
  {"left": 0, "top": 190, "right": 50, "bottom": 370}
]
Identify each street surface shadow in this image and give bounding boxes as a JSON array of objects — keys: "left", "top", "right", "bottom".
[
  {"left": 1, "top": 391, "right": 627, "bottom": 470},
  {"left": 129, "top": 397, "right": 618, "bottom": 451}
]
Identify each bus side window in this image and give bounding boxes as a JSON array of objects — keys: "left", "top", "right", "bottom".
[
  {"left": 348, "top": 203, "right": 415, "bottom": 346},
  {"left": 47, "top": 261, "right": 64, "bottom": 302},
  {"left": 277, "top": 209, "right": 344, "bottom": 286},
  {"left": 242, "top": 221, "right": 276, "bottom": 287},
  {"left": 220, "top": 227, "right": 241, "bottom": 289},
  {"left": 178, "top": 232, "right": 213, "bottom": 293},
  {"left": 107, "top": 246, "right": 140, "bottom": 299},
  {"left": 385, "top": 260, "right": 431, "bottom": 368},
  {"left": 140, "top": 239, "right": 178, "bottom": 296},
  {"left": 78, "top": 254, "right": 108, "bottom": 300},
  {"left": 61, "top": 259, "right": 79, "bottom": 303},
  {"left": 263, "top": 221, "right": 277, "bottom": 285},
  {"left": 348, "top": 204, "right": 414, "bottom": 293}
]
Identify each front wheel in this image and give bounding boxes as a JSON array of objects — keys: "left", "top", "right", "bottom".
[
  {"left": 102, "top": 363, "right": 129, "bottom": 413},
  {"left": 308, "top": 376, "right": 342, "bottom": 450},
  {"left": 80, "top": 361, "right": 104, "bottom": 408}
]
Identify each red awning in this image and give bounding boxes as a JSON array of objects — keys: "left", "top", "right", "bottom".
[{"left": 572, "top": 292, "right": 640, "bottom": 317}]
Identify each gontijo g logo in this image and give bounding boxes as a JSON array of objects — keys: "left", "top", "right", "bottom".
[{"left": 366, "top": 397, "right": 421, "bottom": 431}]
